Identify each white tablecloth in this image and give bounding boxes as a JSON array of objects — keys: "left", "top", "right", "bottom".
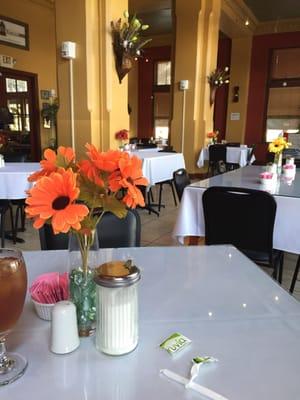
[
  {"left": 0, "top": 162, "right": 40, "bottom": 199},
  {"left": 173, "top": 165, "right": 300, "bottom": 254},
  {"left": 132, "top": 151, "right": 185, "bottom": 186},
  {"left": 197, "top": 146, "right": 252, "bottom": 168},
  {"left": 6, "top": 246, "right": 300, "bottom": 399}
]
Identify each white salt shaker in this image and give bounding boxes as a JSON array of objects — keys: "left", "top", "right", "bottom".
[
  {"left": 51, "top": 301, "right": 80, "bottom": 354},
  {"left": 94, "top": 260, "right": 140, "bottom": 355},
  {"left": 285, "top": 157, "right": 294, "bottom": 165}
]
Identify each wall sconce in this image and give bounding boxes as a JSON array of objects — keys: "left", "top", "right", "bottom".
[
  {"left": 232, "top": 86, "right": 239, "bottom": 103},
  {"left": 111, "top": 11, "right": 151, "bottom": 83},
  {"left": 207, "top": 67, "right": 230, "bottom": 106}
]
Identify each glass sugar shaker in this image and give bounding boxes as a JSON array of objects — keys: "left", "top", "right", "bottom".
[{"left": 94, "top": 260, "right": 141, "bottom": 355}]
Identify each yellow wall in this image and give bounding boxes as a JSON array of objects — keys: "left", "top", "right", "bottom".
[
  {"left": 171, "top": 0, "right": 221, "bottom": 173},
  {"left": 55, "top": 0, "right": 93, "bottom": 156},
  {"left": 225, "top": 36, "right": 252, "bottom": 143},
  {"left": 0, "top": 0, "right": 57, "bottom": 151}
]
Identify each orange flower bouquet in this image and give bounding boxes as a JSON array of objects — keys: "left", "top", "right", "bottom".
[
  {"left": 25, "top": 144, "right": 148, "bottom": 335},
  {"left": 115, "top": 129, "right": 129, "bottom": 149},
  {"left": 207, "top": 131, "right": 218, "bottom": 144}
]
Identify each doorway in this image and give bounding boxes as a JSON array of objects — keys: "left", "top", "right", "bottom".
[
  {"left": 138, "top": 46, "right": 172, "bottom": 141},
  {"left": 0, "top": 67, "right": 40, "bottom": 161}
]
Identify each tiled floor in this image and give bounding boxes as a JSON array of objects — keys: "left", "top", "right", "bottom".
[{"left": 6, "top": 183, "right": 300, "bottom": 300}]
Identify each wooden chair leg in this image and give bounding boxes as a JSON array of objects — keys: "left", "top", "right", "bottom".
[{"left": 290, "top": 255, "right": 300, "bottom": 294}]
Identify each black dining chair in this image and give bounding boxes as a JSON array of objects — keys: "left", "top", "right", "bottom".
[
  {"left": 226, "top": 143, "right": 242, "bottom": 170},
  {"left": 173, "top": 168, "right": 191, "bottom": 201},
  {"left": 207, "top": 144, "right": 227, "bottom": 177},
  {"left": 0, "top": 200, "right": 14, "bottom": 247},
  {"left": 202, "top": 186, "right": 283, "bottom": 281},
  {"left": 39, "top": 209, "right": 141, "bottom": 250},
  {"left": 156, "top": 148, "right": 177, "bottom": 211},
  {"left": 226, "top": 142, "right": 240, "bottom": 147},
  {"left": 4, "top": 152, "right": 28, "bottom": 234},
  {"left": 289, "top": 256, "right": 300, "bottom": 294}
]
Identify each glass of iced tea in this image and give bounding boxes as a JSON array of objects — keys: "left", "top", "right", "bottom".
[{"left": 0, "top": 248, "right": 27, "bottom": 386}]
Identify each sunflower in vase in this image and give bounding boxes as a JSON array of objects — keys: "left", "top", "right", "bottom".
[
  {"left": 268, "top": 136, "right": 291, "bottom": 167},
  {"left": 25, "top": 144, "right": 148, "bottom": 336}
]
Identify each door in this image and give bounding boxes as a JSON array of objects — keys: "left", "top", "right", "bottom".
[
  {"left": 138, "top": 46, "right": 171, "bottom": 140},
  {"left": 0, "top": 67, "right": 40, "bottom": 160}
]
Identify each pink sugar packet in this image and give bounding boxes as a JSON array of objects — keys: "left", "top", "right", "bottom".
[
  {"left": 29, "top": 272, "right": 69, "bottom": 304},
  {"left": 283, "top": 164, "right": 295, "bottom": 170},
  {"left": 259, "top": 172, "right": 273, "bottom": 180}
]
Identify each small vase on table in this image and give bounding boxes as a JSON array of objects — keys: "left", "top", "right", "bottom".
[
  {"left": 274, "top": 152, "right": 283, "bottom": 175},
  {"left": 69, "top": 229, "right": 99, "bottom": 337}
]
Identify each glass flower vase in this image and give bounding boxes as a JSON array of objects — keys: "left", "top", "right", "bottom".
[
  {"left": 68, "top": 230, "right": 99, "bottom": 337},
  {"left": 274, "top": 152, "right": 282, "bottom": 175}
]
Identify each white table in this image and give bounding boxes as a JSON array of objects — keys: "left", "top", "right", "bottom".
[
  {"left": 0, "top": 162, "right": 40, "bottom": 199},
  {"left": 197, "top": 146, "right": 252, "bottom": 168},
  {"left": 5, "top": 246, "right": 300, "bottom": 399},
  {"left": 131, "top": 151, "right": 185, "bottom": 186},
  {"left": 173, "top": 165, "right": 300, "bottom": 254}
]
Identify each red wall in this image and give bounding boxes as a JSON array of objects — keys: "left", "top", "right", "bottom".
[
  {"left": 138, "top": 46, "right": 171, "bottom": 138},
  {"left": 214, "top": 35, "right": 232, "bottom": 141},
  {"left": 245, "top": 31, "right": 300, "bottom": 145}
]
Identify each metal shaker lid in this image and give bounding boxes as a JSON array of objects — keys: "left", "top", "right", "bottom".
[{"left": 94, "top": 260, "right": 141, "bottom": 288}]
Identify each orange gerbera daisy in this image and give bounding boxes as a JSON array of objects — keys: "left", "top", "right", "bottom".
[
  {"left": 85, "top": 143, "right": 121, "bottom": 172},
  {"left": 77, "top": 159, "right": 104, "bottom": 187},
  {"left": 25, "top": 169, "right": 89, "bottom": 234},
  {"left": 28, "top": 146, "right": 75, "bottom": 182},
  {"left": 109, "top": 155, "right": 148, "bottom": 208}
]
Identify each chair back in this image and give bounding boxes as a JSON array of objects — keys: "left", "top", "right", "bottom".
[
  {"left": 39, "top": 209, "right": 141, "bottom": 250},
  {"left": 208, "top": 144, "right": 227, "bottom": 163},
  {"left": 39, "top": 224, "right": 68, "bottom": 250},
  {"left": 251, "top": 143, "right": 271, "bottom": 165},
  {"left": 226, "top": 142, "right": 240, "bottom": 147},
  {"left": 159, "top": 146, "right": 175, "bottom": 153},
  {"left": 136, "top": 143, "right": 157, "bottom": 149},
  {"left": 202, "top": 186, "right": 276, "bottom": 253},
  {"left": 96, "top": 209, "right": 141, "bottom": 248},
  {"left": 173, "top": 168, "right": 190, "bottom": 201}
]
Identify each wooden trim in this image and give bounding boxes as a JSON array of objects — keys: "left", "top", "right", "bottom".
[{"left": 0, "top": 67, "right": 41, "bottom": 160}]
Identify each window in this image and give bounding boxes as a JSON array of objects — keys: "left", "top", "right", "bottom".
[
  {"left": 5, "top": 78, "right": 28, "bottom": 93},
  {"left": 153, "top": 62, "right": 171, "bottom": 140},
  {"left": 155, "top": 61, "right": 171, "bottom": 86},
  {"left": 266, "top": 48, "right": 300, "bottom": 142}
]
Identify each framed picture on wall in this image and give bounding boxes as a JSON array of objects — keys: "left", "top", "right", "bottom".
[{"left": 0, "top": 15, "right": 29, "bottom": 50}]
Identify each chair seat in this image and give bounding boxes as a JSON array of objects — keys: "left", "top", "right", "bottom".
[{"left": 241, "top": 248, "right": 282, "bottom": 265}]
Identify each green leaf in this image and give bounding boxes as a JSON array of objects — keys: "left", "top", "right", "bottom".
[
  {"left": 102, "top": 196, "right": 127, "bottom": 219},
  {"left": 78, "top": 176, "right": 106, "bottom": 209}
]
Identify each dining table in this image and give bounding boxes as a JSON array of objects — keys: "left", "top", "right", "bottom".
[
  {"left": 131, "top": 149, "right": 185, "bottom": 187},
  {"left": 173, "top": 165, "right": 300, "bottom": 254},
  {"left": 0, "top": 162, "right": 40, "bottom": 200},
  {"left": 4, "top": 245, "right": 300, "bottom": 399},
  {"left": 197, "top": 146, "right": 253, "bottom": 169}
]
